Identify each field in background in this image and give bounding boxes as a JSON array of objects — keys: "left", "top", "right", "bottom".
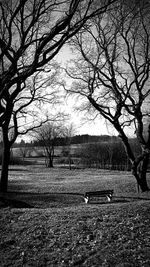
[{"left": 12, "top": 144, "right": 81, "bottom": 157}]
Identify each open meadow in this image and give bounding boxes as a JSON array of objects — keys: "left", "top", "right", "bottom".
[{"left": 0, "top": 165, "right": 150, "bottom": 266}]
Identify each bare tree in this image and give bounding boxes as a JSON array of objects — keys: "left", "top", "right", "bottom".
[
  {"left": 18, "top": 143, "right": 29, "bottom": 163},
  {"left": 33, "top": 122, "right": 66, "bottom": 167},
  {"left": 65, "top": 1, "right": 150, "bottom": 191},
  {"left": 0, "top": 67, "right": 58, "bottom": 192},
  {"left": 0, "top": 0, "right": 116, "bottom": 192}
]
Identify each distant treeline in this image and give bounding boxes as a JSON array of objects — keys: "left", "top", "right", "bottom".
[{"left": 11, "top": 134, "right": 119, "bottom": 147}]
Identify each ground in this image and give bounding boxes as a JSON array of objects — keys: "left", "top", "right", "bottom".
[{"left": 0, "top": 166, "right": 150, "bottom": 266}]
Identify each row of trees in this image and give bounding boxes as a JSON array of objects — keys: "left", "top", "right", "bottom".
[
  {"left": 77, "top": 142, "right": 130, "bottom": 170},
  {"left": 78, "top": 138, "right": 143, "bottom": 170}
]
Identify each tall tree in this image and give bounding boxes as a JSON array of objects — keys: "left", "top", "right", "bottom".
[
  {"left": 0, "top": 0, "right": 116, "bottom": 192},
  {"left": 0, "top": 68, "right": 59, "bottom": 192},
  {"left": 65, "top": 0, "right": 150, "bottom": 191}
]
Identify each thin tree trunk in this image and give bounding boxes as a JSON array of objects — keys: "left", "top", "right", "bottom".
[
  {"left": 68, "top": 154, "right": 72, "bottom": 170},
  {"left": 45, "top": 153, "right": 54, "bottom": 168},
  {"left": 48, "top": 156, "right": 53, "bottom": 168},
  {"left": 0, "top": 143, "right": 11, "bottom": 192}
]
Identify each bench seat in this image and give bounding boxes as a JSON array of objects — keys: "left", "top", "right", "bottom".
[{"left": 84, "top": 190, "right": 114, "bottom": 203}]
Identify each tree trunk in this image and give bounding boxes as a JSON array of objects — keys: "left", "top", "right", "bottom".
[
  {"left": 45, "top": 154, "right": 54, "bottom": 168},
  {"left": 0, "top": 143, "right": 11, "bottom": 192},
  {"left": 117, "top": 127, "right": 150, "bottom": 192},
  {"left": 132, "top": 154, "right": 150, "bottom": 192},
  {"left": 68, "top": 154, "right": 72, "bottom": 170},
  {"left": 48, "top": 156, "right": 53, "bottom": 168}
]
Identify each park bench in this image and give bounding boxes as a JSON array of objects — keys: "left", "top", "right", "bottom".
[{"left": 84, "top": 190, "right": 114, "bottom": 204}]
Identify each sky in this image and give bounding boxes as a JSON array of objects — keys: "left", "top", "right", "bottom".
[
  {"left": 55, "top": 46, "right": 113, "bottom": 136},
  {"left": 73, "top": 118, "right": 114, "bottom": 136},
  {"left": 63, "top": 96, "right": 114, "bottom": 136}
]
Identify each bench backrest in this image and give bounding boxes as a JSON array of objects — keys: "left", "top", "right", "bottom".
[{"left": 85, "top": 190, "right": 113, "bottom": 197}]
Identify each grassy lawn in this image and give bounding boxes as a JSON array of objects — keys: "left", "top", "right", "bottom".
[{"left": 0, "top": 166, "right": 150, "bottom": 266}]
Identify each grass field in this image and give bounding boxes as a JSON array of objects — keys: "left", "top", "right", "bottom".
[{"left": 0, "top": 165, "right": 150, "bottom": 266}]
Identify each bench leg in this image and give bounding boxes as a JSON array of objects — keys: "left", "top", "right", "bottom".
[
  {"left": 106, "top": 195, "right": 112, "bottom": 202},
  {"left": 84, "top": 196, "right": 89, "bottom": 204}
]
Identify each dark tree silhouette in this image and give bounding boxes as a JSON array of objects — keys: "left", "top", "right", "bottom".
[
  {"left": 66, "top": 0, "right": 150, "bottom": 191},
  {"left": 0, "top": 0, "right": 116, "bottom": 192}
]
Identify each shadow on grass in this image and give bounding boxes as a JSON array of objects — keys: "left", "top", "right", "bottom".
[
  {"left": 0, "top": 196, "right": 33, "bottom": 208},
  {"left": 0, "top": 192, "right": 83, "bottom": 209},
  {"left": 0, "top": 191, "right": 150, "bottom": 209}
]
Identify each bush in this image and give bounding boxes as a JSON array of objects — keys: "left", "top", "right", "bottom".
[{"left": 76, "top": 141, "right": 131, "bottom": 170}]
